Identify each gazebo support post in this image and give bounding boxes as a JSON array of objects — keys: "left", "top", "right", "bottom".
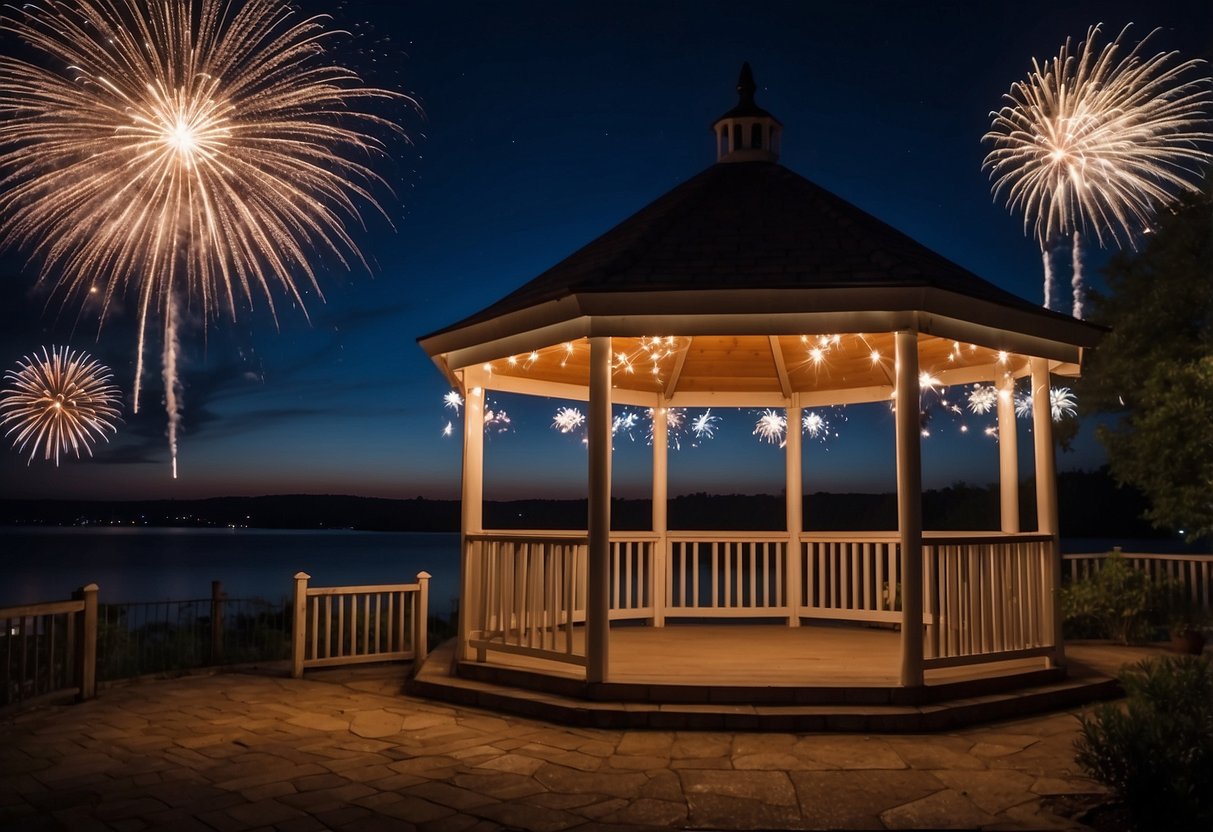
[
  {"left": 587, "top": 336, "right": 613, "bottom": 683},
  {"left": 1030, "top": 357, "right": 1065, "bottom": 668},
  {"left": 651, "top": 398, "right": 668, "bottom": 627},
  {"left": 998, "top": 371, "right": 1020, "bottom": 533},
  {"left": 458, "top": 369, "right": 485, "bottom": 663},
  {"left": 785, "top": 395, "right": 802, "bottom": 626},
  {"left": 895, "top": 330, "right": 924, "bottom": 687}
]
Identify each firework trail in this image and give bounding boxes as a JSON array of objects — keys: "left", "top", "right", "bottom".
[
  {"left": 1041, "top": 249, "right": 1054, "bottom": 311},
  {"left": 0, "top": 346, "right": 122, "bottom": 465},
  {"left": 1071, "top": 231, "right": 1084, "bottom": 318},
  {"left": 0, "top": 0, "right": 407, "bottom": 473},
  {"left": 162, "top": 297, "right": 181, "bottom": 479},
  {"left": 984, "top": 24, "right": 1213, "bottom": 318}
]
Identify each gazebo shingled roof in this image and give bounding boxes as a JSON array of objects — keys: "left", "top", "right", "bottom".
[{"left": 425, "top": 160, "right": 1098, "bottom": 337}]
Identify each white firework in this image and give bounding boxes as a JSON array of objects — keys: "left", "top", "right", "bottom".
[
  {"left": 802, "top": 411, "right": 827, "bottom": 439},
  {"left": 691, "top": 409, "right": 719, "bottom": 440},
  {"left": 443, "top": 391, "right": 463, "bottom": 413},
  {"left": 1016, "top": 387, "right": 1079, "bottom": 421},
  {"left": 552, "top": 406, "right": 585, "bottom": 434},
  {"left": 967, "top": 385, "right": 999, "bottom": 414},
  {"left": 753, "top": 409, "right": 787, "bottom": 446}
]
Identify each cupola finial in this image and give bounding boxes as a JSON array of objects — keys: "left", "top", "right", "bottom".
[{"left": 712, "top": 63, "right": 782, "bottom": 164}]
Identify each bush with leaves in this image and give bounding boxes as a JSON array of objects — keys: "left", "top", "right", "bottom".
[
  {"left": 1076, "top": 655, "right": 1213, "bottom": 831},
  {"left": 1061, "top": 552, "right": 1166, "bottom": 643}
]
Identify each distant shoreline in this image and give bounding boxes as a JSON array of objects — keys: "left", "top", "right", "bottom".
[{"left": 0, "top": 470, "right": 1184, "bottom": 541}]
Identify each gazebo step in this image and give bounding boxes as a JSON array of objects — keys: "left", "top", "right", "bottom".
[{"left": 408, "top": 641, "right": 1122, "bottom": 733}]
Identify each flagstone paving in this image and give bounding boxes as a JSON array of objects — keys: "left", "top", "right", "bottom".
[{"left": 0, "top": 645, "right": 1161, "bottom": 831}]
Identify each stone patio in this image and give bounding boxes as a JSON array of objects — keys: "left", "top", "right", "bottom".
[{"left": 0, "top": 644, "right": 1162, "bottom": 831}]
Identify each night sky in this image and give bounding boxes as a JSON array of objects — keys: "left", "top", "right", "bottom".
[{"left": 0, "top": 0, "right": 1209, "bottom": 502}]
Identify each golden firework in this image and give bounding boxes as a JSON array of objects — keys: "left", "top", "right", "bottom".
[
  {"left": 0, "top": 0, "right": 407, "bottom": 474},
  {"left": 1, "top": 346, "right": 123, "bottom": 465},
  {"left": 984, "top": 24, "right": 1212, "bottom": 248}
]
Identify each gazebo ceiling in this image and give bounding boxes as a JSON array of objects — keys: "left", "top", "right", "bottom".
[{"left": 472, "top": 331, "right": 1031, "bottom": 407}]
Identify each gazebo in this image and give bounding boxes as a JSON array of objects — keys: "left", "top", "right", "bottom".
[{"left": 418, "top": 66, "right": 1105, "bottom": 720}]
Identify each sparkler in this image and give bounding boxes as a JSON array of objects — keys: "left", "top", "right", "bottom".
[
  {"left": 0, "top": 346, "right": 122, "bottom": 465},
  {"left": 444, "top": 392, "right": 464, "bottom": 413},
  {"left": 984, "top": 24, "right": 1213, "bottom": 316},
  {"left": 0, "top": 0, "right": 406, "bottom": 474}
]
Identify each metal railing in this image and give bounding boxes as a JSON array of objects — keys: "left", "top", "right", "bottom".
[{"left": 97, "top": 584, "right": 291, "bottom": 681}]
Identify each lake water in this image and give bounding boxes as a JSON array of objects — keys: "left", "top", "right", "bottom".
[
  {"left": 2, "top": 527, "right": 1204, "bottom": 613},
  {"left": 0, "top": 527, "right": 462, "bottom": 615}
]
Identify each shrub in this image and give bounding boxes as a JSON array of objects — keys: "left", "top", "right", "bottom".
[
  {"left": 1075, "top": 655, "right": 1213, "bottom": 831},
  {"left": 1061, "top": 552, "right": 1165, "bottom": 643}
]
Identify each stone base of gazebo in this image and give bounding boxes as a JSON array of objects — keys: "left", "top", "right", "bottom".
[{"left": 410, "top": 625, "right": 1120, "bottom": 732}]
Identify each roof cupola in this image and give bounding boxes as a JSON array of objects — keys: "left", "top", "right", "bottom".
[{"left": 712, "top": 62, "right": 782, "bottom": 163}]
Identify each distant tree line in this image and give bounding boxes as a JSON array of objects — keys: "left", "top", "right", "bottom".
[{"left": 0, "top": 467, "right": 1165, "bottom": 539}]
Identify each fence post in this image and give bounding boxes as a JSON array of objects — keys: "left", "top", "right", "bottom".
[
  {"left": 74, "top": 583, "right": 98, "bottom": 701},
  {"left": 210, "top": 581, "right": 224, "bottom": 664},
  {"left": 291, "top": 573, "right": 310, "bottom": 679},
  {"left": 413, "top": 572, "right": 431, "bottom": 672}
]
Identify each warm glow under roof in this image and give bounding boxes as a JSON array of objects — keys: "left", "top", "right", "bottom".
[{"left": 474, "top": 332, "right": 1030, "bottom": 403}]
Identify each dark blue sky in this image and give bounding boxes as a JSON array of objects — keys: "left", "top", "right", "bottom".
[{"left": 1, "top": 0, "right": 1209, "bottom": 501}]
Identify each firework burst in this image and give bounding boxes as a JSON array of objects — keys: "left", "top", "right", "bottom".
[
  {"left": 966, "top": 384, "right": 999, "bottom": 415},
  {"left": 0, "top": 0, "right": 407, "bottom": 474},
  {"left": 753, "top": 409, "right": 787, "bottom": 446},
  {"left": 1015, "top": 386, "right": 1078, "bottom": 421},
  {"left": 1, "top": 346, "right": 122, "bottom": 465},
  {"left": 691, "top": 409, "right": 719, "bottom": 440},
  {"left": 984, "top": 24, "right": 1213, "bottom": 315},
  {"left": 552, "top": 406, "right": 585, "bottom": 434}
]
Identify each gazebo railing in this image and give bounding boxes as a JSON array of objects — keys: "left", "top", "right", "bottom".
[
  {"left": 463, "top": 530, "right": 1057, "bottom": 675},
  {"left": 666, "top": 533, "right": 790, "bottom": 616},
  {"left": 800, "top": 535, "right": 902, "bottom": 623},
  {"left": 922, "top": 534, "right": 1054, "bottom": 667}
]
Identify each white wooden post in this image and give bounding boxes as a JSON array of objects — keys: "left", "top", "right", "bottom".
[
  {"left": 291, "top": 572, "right": 309, "bottom": 678},
  {"left": 785, "top": 395, "right": 803, "bottom": 626},
  {"left": 459, "top": 369, "right": 485, "bottom": 663},
  {"left": 1030, "top": 357, "right": 1065, "bottom": 667},
  {"left": 651, "top": 397, "right": 668, "bottom": 627},
  {"left": 413, "top": 571, "right": 431, "bottom": 672},
  {"left": 587, "top": 336, "right": 612, "bottom": 683},
  {"left": 998, "top": 371, "right": 1020, "bottom": 533},
  {"left": 895, "top": 330, "right": 924, "bottom": 687}
]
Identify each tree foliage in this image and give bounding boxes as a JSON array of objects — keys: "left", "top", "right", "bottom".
[{"left": 1080, "top": 181, "right": 1213, "bottom": 540}]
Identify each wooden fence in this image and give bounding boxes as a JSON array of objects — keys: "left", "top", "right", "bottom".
[
  {"left": 291, "top": 572, "right": 431, "bottom": 678},
  {"left": 1, "top": 584, "right": 97, "bottom": 708},
  {"left": 1063, "top": 550, "right": 1213, "bottom": 609}
]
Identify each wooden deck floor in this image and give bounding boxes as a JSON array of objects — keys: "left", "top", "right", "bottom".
[{"left": 472, "top": 622, "right": 1050, "bottom": 687}]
